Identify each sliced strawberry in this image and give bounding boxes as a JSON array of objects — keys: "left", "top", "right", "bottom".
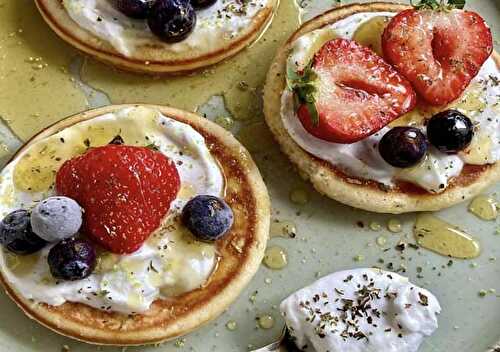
[
  {"left": 296, "top": 38, "right": 416, "bottom": 144},
  {"left": 382, "top": 9, "right": 493, "bottom": 106},
  {"left": 56, "top": 145, "right": 180, "bottom": 254}
]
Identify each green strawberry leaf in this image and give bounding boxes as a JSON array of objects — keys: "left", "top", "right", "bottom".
[
  {"left": 411, "top": 0, "right": 466, "bottom": 10},
  {"left": 448, "top": 0, "right": 465, "bottom": 9},
  {"left": 305, "top": 102, "right": 319, "bottom": 127},
  {"left": 286, "top": 64, "right": 301, "bottom": 91},
  {"left": 411, "top": 0, "right": 440, "bottom": 10},
  {"left": 286, "top": 58, "right": 320, "bottom": 127}
]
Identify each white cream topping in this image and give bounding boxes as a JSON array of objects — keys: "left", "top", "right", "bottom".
[
  {"left": 63, "top": 0, "right": 270, "bottom": 56},
  {"left": 281, "top": 90, "right": 464, "bottom": 192},
  {"left": 281, "top": 12, "right": 500, "bottom": 193},
  {"left": 281, "top": 268, "right": 441, "bottom": 352},
  {"left": 0, "top": 107, "right": 224, "bottom": 314}
]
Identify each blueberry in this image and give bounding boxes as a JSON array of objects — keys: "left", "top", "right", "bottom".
[
  {"left": 0, "top": 210, "right": 47, "bottom": 255},
  {"left": 48, "top": 238, "right": 96, "bottom": 281},
  {"left": 116, "top": 0, "right": 156, "bottom": 19},
  {"left": 379, "top": 127, "right": 428, "bottom": 168},
  {"left": 147, "top": 0, "right": 196, "bottom": 43},
  {"left": 181, "top": 195, "right": 233, "bottom": 241},
  {"left": 31, "top": 197, "right": 83, "bottom": 243},
  {"left": 427, "top": 110, "right": 474, "bottom": 154},
  {"left": 190, "top": 0, "right": 217, "bottom": 9}
]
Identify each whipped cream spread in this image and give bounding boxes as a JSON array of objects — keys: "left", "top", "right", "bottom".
[
  {"left": 63, "top": 0, "right": 270, "bottom": 56},
  {"left": 281, "top": 268, "right": 441, "bottom": 352},
  {"left": 0, "top": 107, "right": 224, "bottom": 314},
  {"left": 282, "top": 12, "right": 500, "bottom": 193}
]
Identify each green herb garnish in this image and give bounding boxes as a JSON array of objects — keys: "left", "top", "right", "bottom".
[{"left": 145, "top": 143, "right": 160, "bottom": 151}]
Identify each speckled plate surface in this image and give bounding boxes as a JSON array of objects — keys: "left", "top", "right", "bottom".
[{"left": 0, "top": 1, "right": 499, "bottom": 352}]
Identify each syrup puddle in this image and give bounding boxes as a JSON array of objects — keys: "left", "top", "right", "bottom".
[{"left": 414, "top": 214, "right": 480, "bottom": 259}]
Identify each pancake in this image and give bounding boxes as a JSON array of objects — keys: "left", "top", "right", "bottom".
[
  {"left": 263, "top": 2, "right": 500, "bottom": 214},
  {"left": 0, "top": 104, "right": 270, "bottom": 345},
  {"left": 34, "top": 0, "right": 278, "bottom": 74}
]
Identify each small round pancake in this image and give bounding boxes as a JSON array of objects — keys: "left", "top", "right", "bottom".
[
  {"left": 0, "top": 104, "right": 270, "bottom": 345},
  {"left": 34, "top": 0, "right": 277, "bottom": 74},
  {"left": 263, "top": 2, "right": 500, "bottom": 214}
]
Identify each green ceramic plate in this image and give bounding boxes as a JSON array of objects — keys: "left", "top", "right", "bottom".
[{"left": 0, "top": 1, "right": 499, "bottom": 352}]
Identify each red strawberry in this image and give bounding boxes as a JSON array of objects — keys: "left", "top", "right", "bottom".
[
  {"left": 382, "top": 9, "right": 493, "bottom": 106},
  {"left": 295, "top": 38, "right": 416, "bottom": 144},
  {"left": 56, "top": 145, "right": 180, "bottom": 254}
]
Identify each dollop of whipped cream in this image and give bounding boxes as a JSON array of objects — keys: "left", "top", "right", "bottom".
[
  {"left": 0, "top": 107, "right": 224, "bottom": 314},
  {"left": 63, "top": 0, "right": 270, "bottom": 56},
  {"left": 281, "top": 12, "right": 500, "bottom": 193},
  {"left": 281, "top": 268, "right": 441, "bottom": 352}
]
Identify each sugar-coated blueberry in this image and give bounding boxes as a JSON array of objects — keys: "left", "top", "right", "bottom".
[{"left": 31, "top": 196, "right": 83, "bottom": 243}]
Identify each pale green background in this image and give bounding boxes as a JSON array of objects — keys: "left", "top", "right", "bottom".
[{"left": 0, "top": 1, "right": 499, "bottom": 351}]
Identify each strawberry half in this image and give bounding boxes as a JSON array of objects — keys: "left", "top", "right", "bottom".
[
  {"left": 382, "top": 8, "right": 493, "bottom": 106},
  {"left": 56, "top": 145, "right": 180, "bottom": 254},
  {"left": 294, "top": 38, "right": 416, "bottom": 144}
]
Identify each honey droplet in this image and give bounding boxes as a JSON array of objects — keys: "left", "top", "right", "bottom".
[
  {"left": 353, "top": 254, "right": 364, "bottom": 262},
  {"left": 263, "top": 246, "right": 288, "bottom": 270},
  {"left": 178, "top": 183, "right": 196, "bottom": 201},
  {"left": 94, "top": 251, "right": 120, "bottom": 274},
  {"left": 461, "top": 133, "right": 493, "bottom": 164},
  {"left": 387, "top": 219, "right": 402, "bottom": 233},
  {"left": 468, "top": 195, "right": 498, "bottom": 221},
  {"left": 452, "top": 83, "right": 487, "bottom": 114},
  {"left": 389, "top": 108, "right": 428, "bottom": 128},
  {"left": 257, "top": 314, "right": 275, "bottom": 330},
  {"left": 226, "top": 320, "right": 238, "bottom": 331},
  {"left": 270, "top": 220, "right": 296, "bottom": 238},
  {"left": 4, "top": 251, "right": 39, "bottom": 277},
  {"left": 414, "top": 214, "right": 480, "bottom": 259},
  {"left": 214, "top": 115, "right": 234, "bottom": 130},
  {"left": 376, "top": 236, "right": 387, "bottom": 247},
  {"left": 369, "top": 222, "right": 382, "bottom": 231},
  {"left": 289, "top": 188, "right": 309, "bottom": 205}
]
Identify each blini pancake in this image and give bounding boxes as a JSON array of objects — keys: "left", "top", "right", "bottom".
[
  {"left": 263, "top": 2, "right": 500, "bottom": 214},
  {"left": 0, "top": 104, "right": 270, "bottom": 345},
  {"left": 34, "top": 0, "right": 278, "bottom": 74}
]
